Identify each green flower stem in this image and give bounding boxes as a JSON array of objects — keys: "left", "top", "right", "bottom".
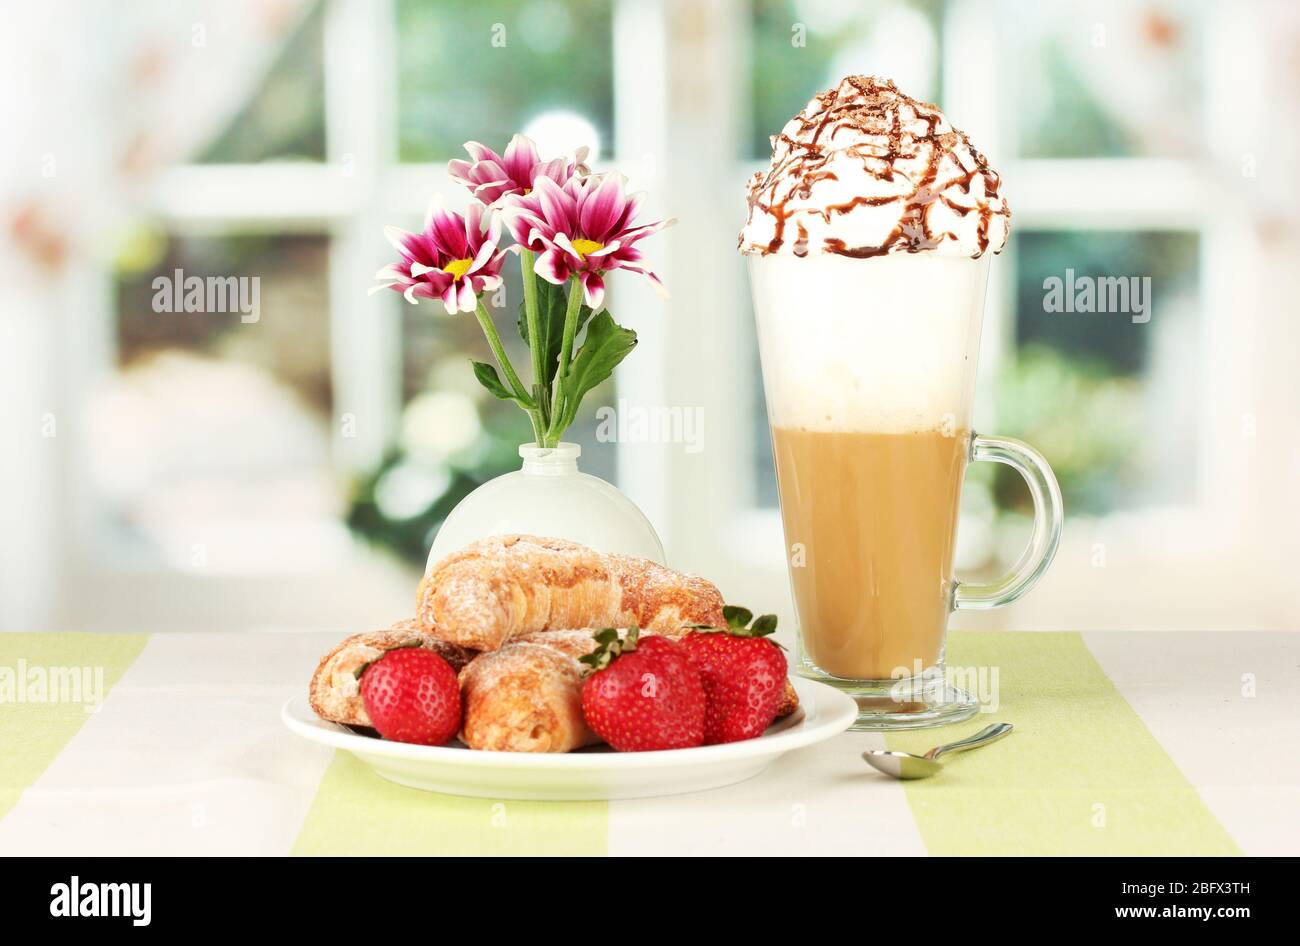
[
  {"left": 475, "top": 300, "right": 544, "bottom": 443},
  {"left": 545, "top": 278, "right": 584, "bottom": 445},
  {"left": 519, "top": 248, "right": 549, "bottom": 430}
]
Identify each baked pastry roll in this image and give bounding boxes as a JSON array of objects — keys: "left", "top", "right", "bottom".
[
  {"left": 417, "top": 535, "right": 726, "bottom": 651},
  {"left": 309, "top": 620, "right": 475, "bottom": 728},
  {"left": 459, "top": 630, "right": 605, "bottom": 753}
]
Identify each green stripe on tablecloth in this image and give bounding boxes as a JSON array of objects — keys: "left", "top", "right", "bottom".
[
  {"left": 888, "top": 631, "right": 1240, "bottom": 856},
  {"left": 0, "top": 633, "right": 149, "bottom": 822},
  {"left": 291, "top": 752, "right": 606, "bottom": 856}
]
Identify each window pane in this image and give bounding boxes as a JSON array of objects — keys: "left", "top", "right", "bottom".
[
  {"left": 100, "top": 232, "right": 338, "bottom": 570},
  {"left": 351, "top": 266, "right": 619, "bottom": 568},
  {"left": 1003, "top": 230, "right": 1200, "bottom": 513},
  {"left": 396, "top": 0, "right": 614, "bottom": 162},
  {"left": 1007, "top": 0, "right": 1204, "bottom": 158},
  {"left": 198, "top": 4, "right": 326, "bottom": 163},
  {"left": 750, "top": 0, "right": 944, "bottom": 159}
]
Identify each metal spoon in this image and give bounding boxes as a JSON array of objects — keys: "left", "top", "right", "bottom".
[{"left": 862, "top": 722, "right": 1014, "bottom": 780}]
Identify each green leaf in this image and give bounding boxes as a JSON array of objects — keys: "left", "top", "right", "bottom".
[
  {"left": 518, "top": 279, "right": 593, "bottom": 391},
  {"left": 723, "top": 605, "right": 753, "bottom": 629},
  {"left": 577, "top": 625, "right": 639, "bottom": 674},
  {"left": 715, "top": 606, "right": 781, "bottom": 642},
  {"left": 471, "top": 361, "right": 532, "bottom": 408},
  {"left": 554, "top": 311, "right": 637, "bottom": 433}
]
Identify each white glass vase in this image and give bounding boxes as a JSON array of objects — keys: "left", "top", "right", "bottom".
[{"left": 424, "top": 442, "right": 666, "bottom": 571}]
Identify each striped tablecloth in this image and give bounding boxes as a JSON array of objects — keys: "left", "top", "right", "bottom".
[{"left": 1, "top": 630, "right": 1296, "bottom": 856}]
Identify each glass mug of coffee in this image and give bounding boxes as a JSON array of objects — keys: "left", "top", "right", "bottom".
[
  {"left": 740, "top": 78, "right": 1063, "bottom": 729},
  {"left": 748, "top": 252, "right": 1062, "bottom": 728}
]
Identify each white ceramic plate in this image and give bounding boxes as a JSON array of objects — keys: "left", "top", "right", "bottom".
[{"left": 282, "top": 677, "right": 857, "bottom": 800}]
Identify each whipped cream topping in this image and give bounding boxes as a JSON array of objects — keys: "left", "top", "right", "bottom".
[{"left": 739, "top": 76, "right": 1010, "bottom": 259}]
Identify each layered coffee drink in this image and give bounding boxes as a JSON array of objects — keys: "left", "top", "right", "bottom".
[
  {"left": 742, "top": 77, "right": 1058, "bottom": 728},
  {"left": 748, "top": 250, "right": 990, "bottom": 683}
]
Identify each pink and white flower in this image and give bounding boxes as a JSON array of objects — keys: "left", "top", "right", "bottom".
[
  {"left": 371, "top": 200, "right": 506, "bottom": 315},
  {"left": 448, "top": 134, "right": 589, "bottom": 209},
  {"left": 499, "top": 173, "right": 672, "bottom": 310}
]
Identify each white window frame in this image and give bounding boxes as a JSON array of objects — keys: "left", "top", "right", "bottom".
[{"left": 58, "top": 0, "right": 1280, "bottom": 632}]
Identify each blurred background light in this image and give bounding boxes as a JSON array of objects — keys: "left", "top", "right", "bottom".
[{"left": 523, "top": 109, "right": 602, "bottom": 165}]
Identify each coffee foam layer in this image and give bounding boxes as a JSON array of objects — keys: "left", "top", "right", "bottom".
[{"left": 749, "top": 253, "right": 989, "bottom": 434}]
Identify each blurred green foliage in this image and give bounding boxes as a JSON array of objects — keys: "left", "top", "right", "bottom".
[
  {"left": 991, "top": 345, "right": 1144, "bottom": 515},
  {"left": 1018, "top": 36, "right": 1130, "bottom": 159},
  {"left": 397, "top": 0, "right": 614, "bottom": 161},
  {"left": 1014, "top": 230, "right": 1199, "bottom": 376},
  {"left": 200, "top": 4, "right": 326, "bottom": 163},
  {"left": 999, "top": 230, "right": 1199, "bottom": 514},
  {"left": 1012, "top": 6, "right": 1203, "bottom": 159},
  {"left": 347, "top": 410, "right": 532, "bottom": 565},
  {"left": 749, "top": 0, "right": 943, "bottom": 159}
]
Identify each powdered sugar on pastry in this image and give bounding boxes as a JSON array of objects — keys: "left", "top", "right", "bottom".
[
  {"left": 459, "top": 632, "right": 608, "bottom": 752},
  {"left": 417, "top": 535, "right": 726, "bottom": 651}
]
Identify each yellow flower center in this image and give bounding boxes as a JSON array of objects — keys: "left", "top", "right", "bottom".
[
  {"left": 442, "top": 257, "right": 473, "bottom": 280},
  {"left": 570, "top": 238, "right": 603, "bottom": 259}
]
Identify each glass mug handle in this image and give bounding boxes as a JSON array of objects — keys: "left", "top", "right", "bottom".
[{"left": 953, "top": 434, "right": 1063, "bottom": 610}]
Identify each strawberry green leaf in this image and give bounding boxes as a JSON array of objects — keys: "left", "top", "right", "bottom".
[
  {"left": 723, "top": 605, "right": 753, "bottom": 629},
  {"left": 715, "top": 606, "right": 781, "bottom": 642},
  {"left": 578, "top": 626, "right": 640, "bottom": 674}
]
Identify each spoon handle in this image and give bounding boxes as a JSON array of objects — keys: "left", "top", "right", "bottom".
[{"left": 926, "top": 722, "right": 1014, "bottom": 760}]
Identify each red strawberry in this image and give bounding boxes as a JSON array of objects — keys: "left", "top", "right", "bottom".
[
  {"left": 360, "top": 647, "right": 461, "bottom": 746},
  {"left": 680, "top": 607, "right": 787, "bottom": 745},
  {"left": 579, "top": 627, "right": 705, "bottom": 751}
]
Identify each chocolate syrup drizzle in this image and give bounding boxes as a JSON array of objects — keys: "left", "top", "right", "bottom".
[{"left": 740, "top": 76, "right": 1010, "bottom": 259}]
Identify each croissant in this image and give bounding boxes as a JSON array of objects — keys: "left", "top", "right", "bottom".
[
  {"left": 416, "top": 535, "right": 726, "bottom": 651},
  {"left": 459, "top": 629, "right": 800, "bottom": 753},
  {"left": 459, "top": 630, "right": 608, "bottom": 753},
  {"left": 308, "top": 620, "right": 476, "bottom": 728}
]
